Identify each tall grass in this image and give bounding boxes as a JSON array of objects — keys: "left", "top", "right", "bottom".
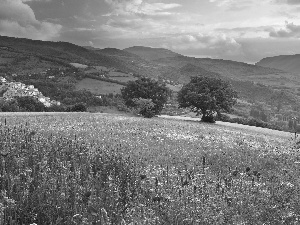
[
  {"left": 0, "top": 113, "right": 299, "bottom": 224},
  {"left": 0, "top": 119, "right": 140, "bottom": 224}
]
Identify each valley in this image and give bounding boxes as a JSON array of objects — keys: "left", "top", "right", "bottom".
[{"left": 1, "top": 35, "right": 300, "bottom": 131}]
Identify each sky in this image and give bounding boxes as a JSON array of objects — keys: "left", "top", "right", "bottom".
[{"left": 1, "top": 0, "right": 300, "bottom": 63}]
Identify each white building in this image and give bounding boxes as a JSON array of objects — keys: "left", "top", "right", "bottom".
[
  {"left": 2, "top": 81, "right": 57, "bottom": 107},
  {"left": 0, "top": 77, "right": 7, "bottom": 83}
]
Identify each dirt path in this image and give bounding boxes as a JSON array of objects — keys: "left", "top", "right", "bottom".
[{"left": 158, "top": 115, "right": 293, "bottom": 138}]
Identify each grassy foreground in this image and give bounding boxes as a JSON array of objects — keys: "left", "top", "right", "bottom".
[{"left": 0, "top": 113, "right": 299, "bottom": 224}]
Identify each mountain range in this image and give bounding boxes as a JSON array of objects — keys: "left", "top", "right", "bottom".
[{"left": 1, "top": 35, "right": 300, "bottom": 109}]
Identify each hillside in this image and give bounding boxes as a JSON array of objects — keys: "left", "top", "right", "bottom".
[
  {"left": 114, "top": 46, "right": 300, "bottom": 92},
  {"left": 96, "top": 48, "right": 138, "bottom": 58},
  {"left": 0, "top": 35, "right": 134, "bottom": 75},
  {"left": 2, "top": 35, "right": 300, "bottom": 121},
  {"left": 124, "top": 46, "right": 181, "bottom": 60},
  {"left": 256, "top": 54, "right": 300, "bottom": 75}
]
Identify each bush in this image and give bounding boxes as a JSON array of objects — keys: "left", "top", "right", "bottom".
[
  {"left": 1, "top": 99, "right": 20, "bottom": 112},
  {"left": 217, "top": 115, "right": 283, "bottom": 131},
  {"left": 132, "top": 98, "right": 156, "bottom": 118},
  {"left": 46, "top": 104, "right": 66, "bottom": 112},
  {"left": 15, "top": 96, "right": 46, "bottom": 112},
  {"left": 216, "top": 113, "right": 231, "bottom": 121},
  {"left": 202, "top": 114, "right": 216, "bottom": 123},
  {"left": 67, "top": 103, "right": 87, "bottom": 112}
]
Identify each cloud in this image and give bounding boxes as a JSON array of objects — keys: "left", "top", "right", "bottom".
[
  {"left": 163, "top": 33, "right": 243, "bottom": 58},
  {"left": 269, "top": 22, "right": 300, "bottom": 38},
  {"left": 209, "top": 0, "right": 272, "bottom": 10},
  {"left": 104, "top": 0, "right": 181, "bottom": 16},
  {"left": 238, "top": 37, "right": 300, "bottom": 62},
  {"left": 209, "top": 0, "right": 253, "bottom": 9},
  {"left": 0, "top": 0, "right": 62, "bottom": 40},
  {"left": 274, "top": 0, "right": 300, "bottom": 5},
  {"left": 21, "top": 0, "right": 51, "bottom": 2}
]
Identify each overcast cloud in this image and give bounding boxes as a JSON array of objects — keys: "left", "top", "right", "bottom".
[
  {"left": 1, "top": 0, "right": 300, "bottom": 63},
  {"left": 0, "top": 0, "right": 62, "bottom": 40}
]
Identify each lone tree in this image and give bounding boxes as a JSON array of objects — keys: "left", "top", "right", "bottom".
[
  {"left": 177, "top": 76, "right": 237, "bottom": 122},
  {"left": 121, "top": 77, "right": 171, "bottom": 117}
]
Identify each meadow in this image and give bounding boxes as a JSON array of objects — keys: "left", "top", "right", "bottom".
[{"left": 0, "top": 112, "right": 299, "bottom": 225}]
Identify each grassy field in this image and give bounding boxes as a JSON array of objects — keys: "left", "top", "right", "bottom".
[
  {"left": 108, "top": 72, "right": 138, "bottom": 83},
  {"left": 0, "top": 113, "right": 299, "bottom": 224},
  {"left": 75, "top": 78, "right": 124, "bottom": 95}
]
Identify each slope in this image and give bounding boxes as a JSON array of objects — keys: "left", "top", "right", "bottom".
[
  {"left": 124, "top": 46, "right": 181, "bottom": 60},
  {"left": 0, "top": 35, "right": 133, "bottom": 74},
  {"left": 256, "top": 54, "right": 300, "bottom": 75}
]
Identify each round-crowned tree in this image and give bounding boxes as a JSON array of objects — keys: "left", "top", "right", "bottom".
[
  {"left": 121, "top": 77, "right": 171, "bottom": 116},
  {"left": 177, "top": 76, "right": 237, "bottom": 123}
]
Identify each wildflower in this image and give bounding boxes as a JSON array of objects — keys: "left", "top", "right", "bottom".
[
  {"left": 101, "top": 208, "right": 110, "bottom": 224},
  {"left": 245, "top": 167, "right": 251, "bottom": 173},
  {"left": 120, "top": 218, "right": 126, "bottom": 225},
  {"left": 29, "top": 131, "right": 36, "bottom": 136},
  {"left": 140, "top": 174, "right": 146, "bottom": 180},
  {"left": 231, "top": 168, "right": 239, "bottom": 177},
  {"left": 155, "top": 177, "right": 158, "bottom": 187},
  {"left": 253, "top": 170, "right": 261, "bottom": 179},
  {"left": 152, "top": 196, "right": 161, "bottom": 202},
  {"left": 179, "top": 189, "right": 182, "bottom": 197},
  {"left": 225, "top": 196, "right": 233, "bottom": 206},
  {"left": 0, "top": 151, "right": 9, "bottom": 157},
  {"left": 182, "top": 179, "right": 189, "bottom": 187},
  {"left": 73, "top": 214, "right": 82, "bottom": 218}
]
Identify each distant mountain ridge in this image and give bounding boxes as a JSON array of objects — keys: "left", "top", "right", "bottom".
[
  {"left": 256, "top": 54, "right": 300, "bottom": 74},
  {"left": 124, "top": 46, "right": 181, "bottom": 60}
]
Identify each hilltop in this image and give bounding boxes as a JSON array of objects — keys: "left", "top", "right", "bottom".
[{"left": 256, "top": 54, "right": 300, "bottom": 75}]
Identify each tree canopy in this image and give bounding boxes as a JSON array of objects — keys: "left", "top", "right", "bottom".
[
  {"left": 269, "top": 90, "right": 296, "bottom": 112},
  {"left": 177, "top": 76, "right": 237, "bottom": 122},
  {"left": 121, "top": 77, "right": 171, "bottom": 115}
]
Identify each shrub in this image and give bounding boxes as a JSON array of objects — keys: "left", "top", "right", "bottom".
[
  {"left": 66, "top": 103, "right": 87, "bottom": 112},
  {"left": 202, "top": 114, "right": 216, "bottom": 123},
  {"left": 1, "top": 99, "right": 20, "bottom": 112},
  {"left": 46, "top": 104, "right": 66, "bottom": 112},
  {"left": 217, "top": 115, "right": 283, "bottom": 131},
  {"left": 15, "top": 96, "right": 46, "bottom": 112},
  {"left": 132, "top": 98, "right": 156, "bottom": 118},
  {"left": 73, "top": 103, "right": 87, "bottom": 112}
]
